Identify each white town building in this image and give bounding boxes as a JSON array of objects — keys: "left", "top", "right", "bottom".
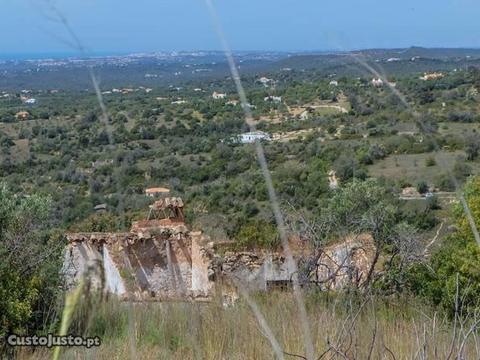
[
  {"left": 212, "top": 91, "right": 227, "bottom": 99},
  {"left": 371, "top": 78, "right": 384, "bottom": 87}
]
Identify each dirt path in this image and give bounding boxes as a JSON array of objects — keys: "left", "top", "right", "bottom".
[{"left": 309, "top": 104, "right": 348, "bottom": 113}]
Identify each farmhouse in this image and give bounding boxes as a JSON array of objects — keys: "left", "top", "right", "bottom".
[
  {"left": 64, "top": 198, "right": 377, "bottom": 302},
  {"left": 235, "top": 131, "right": 271, "bottom": 144},
  {"left": 420, "top": 72, "right": 444, "bottom": 81},
  {"left": 20, "top": 96, "right": 36, "bottom": 104},
  {"left": 264, "top": 95, "right": 282, "bottom": 103},
  {"left": 212, "top": 91, "right": 227, "bottom": 100},
  {"left": 258, "top": 77, "right": 273, "bottom": 86},
  {"left": 171, "top": 99, "right": 187, "bottom": 105},
  {"left": 15, "top": 111, "right": 30, "bottom": 120},
  {"left": 371, "top": 78, "right": 384, "bottom": 87}
]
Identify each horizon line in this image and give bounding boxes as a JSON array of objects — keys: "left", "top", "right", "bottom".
[{"left": 2, "top": 46, "right": 480, "bottom": 61}]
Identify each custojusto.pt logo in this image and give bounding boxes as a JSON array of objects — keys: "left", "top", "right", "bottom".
[{"left": 7, "top": 334, "right": 101, "bottom": 348}]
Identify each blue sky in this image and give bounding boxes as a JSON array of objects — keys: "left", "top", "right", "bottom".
[{"left": 1, "top": 0, "right": 480, "bottom": 56}]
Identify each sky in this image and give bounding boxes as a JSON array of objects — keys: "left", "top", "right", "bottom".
[{"left": 1, "top": 0, "right": 480, "bottom": 57}]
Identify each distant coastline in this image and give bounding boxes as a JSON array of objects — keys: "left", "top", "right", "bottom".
[{"left": 0, "top": 51, "right": 133, "bottom": 61}]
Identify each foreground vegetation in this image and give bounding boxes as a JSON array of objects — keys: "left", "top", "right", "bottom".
[
  {"left": 15, "top": 292, "right": 480, "bottom": 359},
  {"left": 3, "top": 175, "right": 480, "bottom": 358}
]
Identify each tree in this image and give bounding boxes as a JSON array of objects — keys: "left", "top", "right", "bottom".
[
  {"left": 408, "top": 176, "right": 480, "bottom": 313},
  {"left": 69, "top": 212, "right": 131, "bottom": 232},
  {"left": 465, "top": 134, "right": 480, "bottom": 160},
  {"left": 0, "top": 184, "right": 63, "bottom": 345},
  {"left": 333, "top": 154, "right": 361, "bottom": 182},
  {"left": 236, "top": 220, "right": 279, "bottom": 249},
  {"left": 317, "top": 179, "right": 399, "bottom": 288},
  {"left": 375, "top": 221, "right": 425, "bottom": 294}
]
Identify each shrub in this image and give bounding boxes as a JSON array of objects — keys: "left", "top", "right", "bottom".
[
  {"left": 416, "top": 180, "right": 429, "bottom": 194},
  {"left": 236, "top": 220, "right": 279, "bottom": 249},
  {"left": 408, "top": 176, "right": 480, "bottom": 313},
  {"left": 425, "top": 156, "right": 436, "bottom": 167}
]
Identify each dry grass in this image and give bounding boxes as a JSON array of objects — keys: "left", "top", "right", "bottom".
[{"left": 17, "top": 291, "right": 479, "bottom": 360}]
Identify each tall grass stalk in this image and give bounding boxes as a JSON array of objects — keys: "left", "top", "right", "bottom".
[{"left": 51, "top": 280, "right": 84, "bottom": 360}]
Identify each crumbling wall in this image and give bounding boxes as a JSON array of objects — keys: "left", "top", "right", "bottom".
[
  {"left": 103, "top": 246, "right": 127, "bottom": 295},
  {"left": 191, "top": 231, "right": 213, "bottom": 296},
  {"left": 316, "top": 234, "right": 376, "bottom": 290},
  {"left": 64, "top": 226, "right": 214, "bottom": 300},
  {"left": 125, "top": 234, "right": 193, "bottom": 299},
  {"left": 211, "top": 235, "right": 376, "bottom": 294},
  {"left": 63, "top": 241, "right": 103, "bottom": 290},
  {"left": 213, "top": 251, "right": 296, "bottom": 291},
  {"left": 63, "top": 233, "right": 131, "bottom": 295}
]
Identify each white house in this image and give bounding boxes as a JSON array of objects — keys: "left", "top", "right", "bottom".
[
  {"left": 264, "top": 96, "right": 282, "bottom": 103},
  {"left": 371, "top": 78, "right": 384, "bottom": 87},
  {"left": 420, "top": 72, "right": 444, "bottom": 81},
  {"left": 24, "top": 98, "right": 36, "bottom": 104},
  {"left": 212, "top": 91, "right": 227, "bottom": 100},
  {"left": 171, "top": 99, "right": 187, "bottom": 105},
  {"left": 258, "top": 77, "right": 273, "bottom": 86},
  {"left": 234, "top": 131, "right": 271, "bottom": 144},
  {"left": 329, "top": 80, "right": 338, "bottom": 86}
]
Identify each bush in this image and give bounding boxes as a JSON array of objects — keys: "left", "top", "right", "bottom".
[
  {"left": 425, "top": 156, "right": 436, "bottom": 167},
  {"left": 236, "top": 220, "right": 279, "bottom": 249},
  {"left": 453, "top": 160, "right": 472, "bottom": 181},
  {"left": 435, "top": 173, "right": 455, "bottom": 191},
  {"left": 416, "top": 180, "right": 429, "bottom": 194}
]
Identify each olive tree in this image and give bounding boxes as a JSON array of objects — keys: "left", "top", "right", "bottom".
[{"left": 289, "top": 179, "right": 422, "bottom": 290}]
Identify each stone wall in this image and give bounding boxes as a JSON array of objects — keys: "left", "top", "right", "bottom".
[
  {"left": 316, "top": 234, "right": 376, "bottom": 290},
  {"left": 210, "top": 250, "right": 297, "bottom": 292},
  {"left": 63, "top": 225, "right": 214, "bottom": 300}
]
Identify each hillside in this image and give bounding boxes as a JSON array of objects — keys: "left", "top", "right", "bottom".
[{"left": 3, "top": 47, "right": 480, "bottom": 359}]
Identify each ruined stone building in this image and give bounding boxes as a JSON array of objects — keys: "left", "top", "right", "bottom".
[
  {"left": 63, "top": 198, "right": 376, "bottom": 300},
  {"left": 64, "top": 197, "right": 214, "bottom": 300}
]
